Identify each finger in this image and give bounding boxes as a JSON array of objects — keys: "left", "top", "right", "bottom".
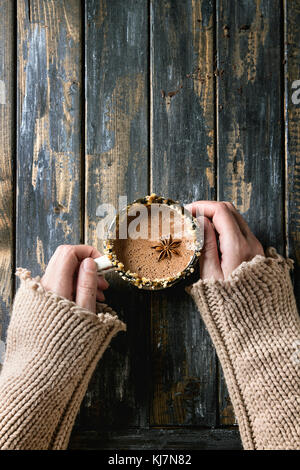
[
  {"left": 96, "top": 276, "right": 109, "bottom": 303},
  {"left": 186, "top": 201, "right": 251, "bottom": 278},
  {"left": 43, "top": 245, "right": 102, "bottom": 280},
  {"left": 97, "top": 275, "right": 109, "bottom": 290},
  {"left": 96, "top": 290, "right": 106, "bottom": 302},
  {"left": 75, "top": 258, "right": 98, "bottom": 313},
  {"left": 222, "top": 203, "right": 265, "bottom": 256},
  {"left": 185, "top": 201, "right": 243, "bottom": 239},
  {"left": 222, "top": 202, "right": 252, "bottom": 238},
  {"left": 185, "top": 200, "right": 246, "bottom": 261},
  {"left": 199, "top": 216, "right": 224, "bottom": 280},
  {"left": 75, "top": 263, "right": 108, "bottom": 290},
  {"left": 42, "top": 244, "right": 102, "bottom": 295},
  {"left": 186, "top": 202, "right": 264, "bottom": 278},
  {"left": 40, "top": 245, "right": 80, "bottom": 299},
  {"left": 71, "top": 245, "right": 102, "bottom": 261}
]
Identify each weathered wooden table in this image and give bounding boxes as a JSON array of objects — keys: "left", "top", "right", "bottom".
[{"left": 0, "top": 0, "right": 299, "bottom": 450}]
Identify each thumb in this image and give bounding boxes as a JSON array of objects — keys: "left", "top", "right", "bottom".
[
  {"left": 75, "top": 257, "right": 98, "bottom": 313},
  {"left": 199, "top": 216, "right": 224, "bottom": 281}
]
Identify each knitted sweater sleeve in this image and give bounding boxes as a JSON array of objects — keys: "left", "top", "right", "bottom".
[
  {"left": 186, "top": 247, "right": 300, "bottom": 450},
  {"left": 0, "top": 268, "right": 126, "bottom": 450}
]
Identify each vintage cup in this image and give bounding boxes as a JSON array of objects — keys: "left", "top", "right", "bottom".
[{"left": 94, "top": 194, "right": 204, "bottom": 290}]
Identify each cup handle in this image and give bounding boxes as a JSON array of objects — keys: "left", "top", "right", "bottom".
[{"left": 94, "top": 255, "right": 116, "bottom": 275}]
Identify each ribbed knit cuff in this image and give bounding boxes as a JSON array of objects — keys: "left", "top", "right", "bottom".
[
  {"left": 186, "top": 247, "right": 300, "bottom": 450},
  {"left": 0, "top": 268, "right": 126, "bottom": 450}
]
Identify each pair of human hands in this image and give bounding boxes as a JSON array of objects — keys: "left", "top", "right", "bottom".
[{"left": 40, "top": 201, "right": 264, "bottom": 313}]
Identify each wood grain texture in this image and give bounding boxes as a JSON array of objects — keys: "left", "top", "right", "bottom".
[
  {"left": 3, "top": 0, "right": 298, "bottom": 448},
  {"left": 77, "top": 0, "right": 150, "bottom": 430},
  {"left": 0, "top": 1, "right": 14, "bottom": 346},
  {"left": 284, "top": 0, "right": 300, "bottom": 311},
  {"left": 69, "top": 427, "right": 242, "bottom": 450},
  {"left": 217, "top": 0, "right": 283, "bottom": 245},
  {"left": 16, "top": 0, "right": 82, "bottom": 278},
  {"left": 216, "top": 0, "right": 284, "bottom": 425},
  {"left": 150, "top": 0, "right": 217, "bottom": 426}
]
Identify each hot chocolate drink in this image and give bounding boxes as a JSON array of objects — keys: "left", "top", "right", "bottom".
[
  {"left": 113, "top": 217, "right": 194, "bottom": 281},
  {"left": 103, "top": 195, "right": 202, "bottom": 290}
]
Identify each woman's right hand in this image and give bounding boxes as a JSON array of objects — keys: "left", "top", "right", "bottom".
[
  {"left": 185, "top": 201, "right": 265, "bottom": 281},
  {"left": 40, "top": 245, "right": 109, "bottom": 313}
]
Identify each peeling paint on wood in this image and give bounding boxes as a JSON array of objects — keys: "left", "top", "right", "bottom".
[
  {"left": 217, "top": 0, "right": 284, "bottom": 424},
  {"left": 233, "top": 1, "right": 269, "bottom": 82},
  {"left": 1, "top": 0, "right": 299, "bottom": 450},
  {"left": 78, "top": 0, "right": 150, "bottom": 431},
  {"left": 86, "top": 72, "right": 146, "bottom": 231},
  {"left": 150, "top": 0, "right": 216, "bottom": 427},
  {"left": 284, "top": 0, "right": 300, "bottom": 310},
  {"left": 151, "top": 0, "right": 215, "bottom": 202},
  {"left": 16, "top": 0, "right": 82, "bottom": 279},
  {"left": 217, "top": 0, "right": 283, "bottom": 244},
  {"left": 222, "top": 125, "right": 252, "bottom": 213},
  {"left": 36, "top": 236, "right": 46, "bottom": 271},
  {"left": 0, "top": 81, "right": 6, "bottom": 105},
  {"left": 0, "top": 1, "right": 14, "bottom": 342}
]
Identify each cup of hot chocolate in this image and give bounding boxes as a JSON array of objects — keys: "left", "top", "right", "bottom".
[{"left": 94, "top": 194, "right": 203, "bottom": 290}]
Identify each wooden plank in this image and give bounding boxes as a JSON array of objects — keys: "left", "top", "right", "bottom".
[
  {"left": 79, "top": 0, "right": 150, "bottom": 429},
  {"left": 69, "top": 427, "right": 242, "bottom": 450},
  {"left": 284, "top": 0, "right": 300, "bottom": 311},
  {"left": 0, "top": 1, "right": 14, "bottom": 358},
  {"left": 16, "top": 0, "right": 82, "bottom": 279},
  {"left": 216, "top": 0, "right": 283, "bottom": 424},
  {"left": 150, "top": 0, "right": 217, "bottom": 426}
]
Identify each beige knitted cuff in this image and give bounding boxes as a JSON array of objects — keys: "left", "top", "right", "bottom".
[
  {"left": 0, "top": 268, "right": 126, "bottom": 450},
  {"left": 186, "top": 247, "right": 300, "bottom": 450}
]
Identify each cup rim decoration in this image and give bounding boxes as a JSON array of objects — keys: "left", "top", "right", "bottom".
[{"left": 103, "top": 194, "right": 203, "bottom": 290}]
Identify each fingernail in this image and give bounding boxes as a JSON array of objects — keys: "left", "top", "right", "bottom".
[{"left": 83, "top": 257, "right": 97, "bottom": 273}]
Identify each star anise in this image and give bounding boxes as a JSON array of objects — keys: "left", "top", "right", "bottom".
[{"left": 151, "top": 234, "right": 182, "bottom": 261}]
